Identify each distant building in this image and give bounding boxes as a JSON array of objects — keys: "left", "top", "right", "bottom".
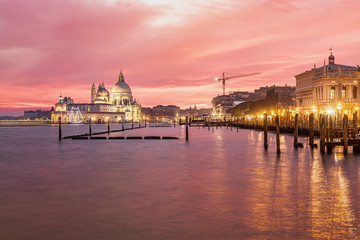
[
  {"left": 51, "top": 71, "right": 141, "bottom": 123},
  {"left": 180, "top": 106, "right": 212, "bottom": 117},
  {"left": 212, "top": 91, "right": 251, "bottom": 117},
  {"left": 254, "top": 85, "right": 295, "bottom": 107},
  {"left": 142, "top": 105, "right": 180, "bottom": 122},
  {"left": 24, "top": 110, "right": 51, "bottom": 120},
  {"left": 295, "top": 53, "right": 359, "bottom": 112},
  {"left": 212, "top": 86, "right": 295, "bottom": 117}
]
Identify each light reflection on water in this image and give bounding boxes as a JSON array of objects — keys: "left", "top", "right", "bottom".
[{"left": 0, "top": 125, "right": 360, "bottom": 239}]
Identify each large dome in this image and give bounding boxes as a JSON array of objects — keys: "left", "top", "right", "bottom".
[
  {"left": 112, "top": 70, "right": 132, "bottom": 94},
  {"left": 112, "top": 82, "right": 131, "bottom": 94}
]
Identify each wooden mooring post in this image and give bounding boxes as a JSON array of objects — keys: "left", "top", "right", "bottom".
[
  {"left": 329, "top": 114, "right": 334, "bottom": 142},
  {"left": 186, "top": 116, "right": 189, "bottom": 141},
  {"left": 237, "top": 118, "right": 239, "bottom": 132},
  {"left": 294, "top": 113, "right": 298, "bottom": 148},
  {"left": 309, "top": 113, "right": 314, "bottom": 147},
  {"left": 264, "top": 113, "right": 268, "bottom": 149},
  {"left": 138, "top": 120, "right": 140, "bottom": 128},
  {"left": 132, "top": 119, "right": 134, "bottom": 129},
  {"left": 145, "top": 119, "right": 147, "bottom": 127},
  {"left": 276, "top": 114, "right": 281, "bottom": 153},
  {"left": 58, "top": 116, "right": 62, "bottom": 141},
  {"left": 320, "top": 115, "right": 326, "bottom": 153},
  {"left": 353, "top": 111, "right": 357, "bottom": 139},
  {"left": 343, "top": 114, "right": 348, "bottom": 154},
  {"left": 89, "top": 118, "right": 92, "bottom": 137}
]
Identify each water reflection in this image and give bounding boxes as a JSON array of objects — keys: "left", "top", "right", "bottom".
[{"left": 0, "top": 125, "right": 359, "bottom": 239}]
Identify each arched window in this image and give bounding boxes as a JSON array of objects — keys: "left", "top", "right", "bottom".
[
  {"left": 330, "top": 86, "right": 335, "bottom": 100},
  {"left": 342, "top": 86, "right": 346, "bottom": 99},
  {"left": 353, "top": 86, "right": 357, "bottom": 99}
]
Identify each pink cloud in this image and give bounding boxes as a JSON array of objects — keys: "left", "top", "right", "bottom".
[{"left": 1, "top": 0, "right": 360, "bottom": 115}]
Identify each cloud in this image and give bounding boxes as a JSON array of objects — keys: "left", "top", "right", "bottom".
[{"left": 1, "top": 0, "right": 360, "bottom": 115}]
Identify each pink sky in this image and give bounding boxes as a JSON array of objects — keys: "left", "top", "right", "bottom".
[{"left": 1, "top": 0, "right": 360, "bottom": 115}]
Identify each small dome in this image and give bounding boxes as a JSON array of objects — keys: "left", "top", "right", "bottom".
[
  {"left": 329, "top": 54, "right": 335, "bottom": 64},
  {"left": 97, "top": 88, "right": 109, "bottom": 99}
]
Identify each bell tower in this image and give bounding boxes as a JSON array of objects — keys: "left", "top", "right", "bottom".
[{"left": 91, "top": 83, "right": 96, "bottom": 103}]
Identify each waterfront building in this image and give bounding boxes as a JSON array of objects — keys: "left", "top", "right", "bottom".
[
  {"left": 142, "top": 105, "right": 180, "bottom": 122},
  {"left": 51, "top": 71, "right": 141, "bottom": 123},
  {"left": 212, "top": 86, "right": 295, "bottom": 117},
  {"left": 180, "top": 106, "right": 212, "bottom": 117},
  {"left": 212, "top": 91, "right": 251, "bottom": 117},
  {"left": 24, "top": 110, "right": 51, "bottom": 120},
  {"left": 295, "top": 53, "right": 359, "bottom": 113}
]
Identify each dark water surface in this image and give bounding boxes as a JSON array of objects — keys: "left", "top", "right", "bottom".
[{"left": 1, "top": 124, "right": 360, "bottom": 239}]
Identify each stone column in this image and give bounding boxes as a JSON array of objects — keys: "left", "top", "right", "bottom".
[{"left": 338, "top": 81, "right": 342, "bottom": 102}]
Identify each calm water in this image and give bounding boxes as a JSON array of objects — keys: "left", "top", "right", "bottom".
[{"left": 1, "top": 124, "right": 360, "bottom": 239}]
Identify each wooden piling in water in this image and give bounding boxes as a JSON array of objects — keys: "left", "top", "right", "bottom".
[
  {"left": 329, "top": 114, "right": 334, "bottom": 142},
  {"left": 353, "top": 111, "right": 357, "bottom": 139},
  {"left": 132, "top": 119, "right": 134, "bottom": 129},
  {"left": 294, "top": 113, "right": 298, "bottom": 148},
  {"left": 145, "top": 119, "right": 147, "bottom": 127},
  {"left": 320, "top": 115, "right": 326, "bottom": 153},
  {"left": 58, "top": 116, "right": 62, "bottom": 141},
  {"left": 309, "top": 113, "right": 314, "bottom": 147},
  {"left": 122, "top": 120, "right": 124, "bottom": 130},
  {"left": 186, "top": 116, "right": 189, "bottom": 141},
  {"left": 89, "top": 118, "right": 92, "bottom": 137},
  {"left": 276, "top": 114, "right": 280, "bottom": 153},
  {"left": 264, "top": 113, "right": 268, "bottom": 149},
  {"left": 107, "top": 120, "right": 110, "bottom": 133},
  {"left": 343, "top": 114, "right": 348, "bottom": 154},
  {"left": 236, "top": 118, "right": 239, "bottom": 132}
]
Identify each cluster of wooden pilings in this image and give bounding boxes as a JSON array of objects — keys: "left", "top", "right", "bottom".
[
  {"left": 186, "top": 111, "right": 360, "bottom": 154},
  {"left": 59, "top": 118, "right": 148, "bottom": 140}
]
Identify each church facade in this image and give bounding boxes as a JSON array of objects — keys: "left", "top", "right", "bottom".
[{"left": 51, "top": 71, "right": 142, "bottom": 123}]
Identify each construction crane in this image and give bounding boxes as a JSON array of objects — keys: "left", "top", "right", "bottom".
[{"left": 215, "top": 72, "right": 261, "bottom": 95}]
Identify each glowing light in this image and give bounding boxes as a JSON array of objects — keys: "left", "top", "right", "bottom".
[
  {"left": 355, "top": 107, "right": 359, "bottom": 111},
  {"left": 326, "top": 108, "right": 335, "bottom": 114},
  {"left": 248, "top": 116, "right": 252, "bottom": 120}
]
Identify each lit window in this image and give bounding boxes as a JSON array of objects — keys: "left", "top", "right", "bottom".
[
  {"left": 342, "top": 86, "right": 346, "bottom": 99},
  {"left": 330, "top": 87, "right": 335, "bottom": 99}
]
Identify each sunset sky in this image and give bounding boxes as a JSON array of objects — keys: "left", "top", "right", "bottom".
[{"left": 1, "top": 0, "right": 360, "bottom": 115}]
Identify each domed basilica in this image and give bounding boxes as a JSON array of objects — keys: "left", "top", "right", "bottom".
[{"left": 51, "top": 71, "right": 142, "bottom": 123}]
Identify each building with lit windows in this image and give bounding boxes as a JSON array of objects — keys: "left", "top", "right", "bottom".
[
  {"left": 51, "top": 71, "right": 142, "bottom": 123},
  {"left": 295, "top": 52, "right": 360, "bottom": 113}
]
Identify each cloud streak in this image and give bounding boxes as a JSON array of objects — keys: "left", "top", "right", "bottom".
[{"left": 1, "top": 0, "right": 360, "bottom": 115}]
